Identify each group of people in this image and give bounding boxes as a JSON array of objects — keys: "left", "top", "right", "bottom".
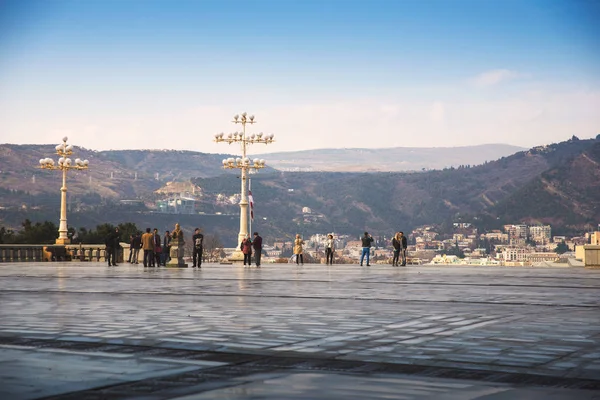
[
  {"left": 240, "top": 232, "right": 264, "bottom": 267},
  {"left": 359, "top": 231, "right": 407, "bottom": 266},
  {"left": 108, "top": 227, "right": 407, "bottom": 268},
  {"left": 291, "top": 233, "right": 335, "bottom": 265},
  {"left": 134, "top": 227, "right": 173, "bottom": 267},
  {"left": 291, "top": 231, "right": 407, "bottom": 267}
]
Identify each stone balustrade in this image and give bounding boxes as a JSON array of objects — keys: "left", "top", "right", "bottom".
[{"left": 0, "top": 244, "right": 110, "bottom": 263}]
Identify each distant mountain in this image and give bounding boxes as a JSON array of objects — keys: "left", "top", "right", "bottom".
[
  {"left": 0, "top": 146, "right": 255, "bottom": 199},
  {"left": 491, "top": 140, "right": 600, "bottom": 229},
  {"left": 189, "top": 137, "right": 599, "bottom": 240},
  {"left": 260, "top": 144, "right": 526, "bottom": 172},
  {"left": 0, "top": 138, "right": 598, "bottom": 244}
]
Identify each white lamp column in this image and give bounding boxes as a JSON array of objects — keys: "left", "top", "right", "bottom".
[
  {"left": 38, "top": 137, "right": 90, "bottom": 244},
  {"left": 214, "top": 113, "right": 274, "bottom": 260}
]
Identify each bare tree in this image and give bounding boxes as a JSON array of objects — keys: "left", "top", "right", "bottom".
[{"left": 203, "top": 234, "right": 224, "bottom": 262}]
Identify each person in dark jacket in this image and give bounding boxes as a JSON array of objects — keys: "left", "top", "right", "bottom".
[
  {"left": 399, "top": 231, "right": 408, "bottom": 266},
  {"left": 192, "top": 228, "right": 204, "bottom": 268},
  {"left": 252, "top": 232, "right": 263, "bottom": 267},
  {"left": 105, "top": 227, "right": 120, "bottom": 266},
  {"left": 162, "top": 230, "right": 171, "bottom": 266},
  {"left": 127, "top": 234, "right": 134, "bottom": 263},
  {"left": 131, "top": 232, "right": 141, "bottom": 264},
  {"left": 152, "top": 228, "right": 161, "bottom": 267},
  {"left": 360, "top": 231, "right": 374, "bottom": 266}
]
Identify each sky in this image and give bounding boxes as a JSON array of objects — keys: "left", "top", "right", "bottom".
[{"left": 0, "top": 0, "right": 599, "bottom": 155}]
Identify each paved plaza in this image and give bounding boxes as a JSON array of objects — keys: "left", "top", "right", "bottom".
[{"left": 0, "top": 262, "right": 599, "bottom": 399}]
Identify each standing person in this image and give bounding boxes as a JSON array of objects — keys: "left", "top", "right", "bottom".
[
  {"left": 152, "top": 228, "right": 161, "bottom": 267},
  {"left": 241, "top": 236, "right": 252, "bottom": 266},
  {"left": 105, "top": 230, "right": 115, "bottom": 266},
  {"left": 325, "top": 234, "right": 335, "bottom": 265},
  {"left": 162, "top": 230, "right": 171, "bottom": 266},
  {"left": 141, "top": 228, "right": 154, "bottom": 267},
  {"left": 131, "top": 232, "right": 141, "bottom": 264},
  {"left": 252, "top": 232, "right": 263, "bottom": 267},
  {"left": 105, "top": 227, "right": 120, "bottom": 266},
  {"left": 399, "top": 231, "right": 408, "bottom": 266},
  {"left": 360, "top": 231, "right": 374, "bottom": 266},
  {"left": 192, "top": 228, "right": 204, "bottom": 268},
  {"left": 127, "top": 234, "right": 135, "bottom": 263},
  {"left": 293, "top": 234, "right": 304, "bottom": 265},
  {"left": 392, "top": 232, "right": 401, "bottom": 266}
]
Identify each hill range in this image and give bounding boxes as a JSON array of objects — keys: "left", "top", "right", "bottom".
[{"left": 0, "top": 139, "right": 598, "bottom": 245}]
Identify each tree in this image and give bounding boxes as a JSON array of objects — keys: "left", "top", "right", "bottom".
[
  {"left": 0, "top": 226, "right": 16, "bottom": 244},
  {"left": 203, "top": 234, "right": 224, "bottom": 262},
  {"left": 554, "top": 241, "right": 569, "bottom": 254},
  {"left": 443, "top": 240, "right": 465, "bottom": 258},
  {"left": 16, "top": 219, "right": 58, "bottom": 244},
  {"left": 117, "top": 222, "right": 139, "bottom": 243},
  {"left": 80, "top": 223, "right": 116, "bottom": 244}
]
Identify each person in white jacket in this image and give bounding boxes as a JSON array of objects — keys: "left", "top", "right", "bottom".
[{"left": 325, "top": 234, "right": 336, "bottom": 265}]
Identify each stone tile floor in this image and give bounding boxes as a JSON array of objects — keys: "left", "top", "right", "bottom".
[{"left": 0, "top": 262, "right": 599, "bottom": 399}]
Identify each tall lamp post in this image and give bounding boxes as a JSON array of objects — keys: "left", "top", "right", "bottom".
[
  {"left": 38, "top": 137, "right": 89, "bottom": 245},
  {"left": 214, "top": 113, "right": 274, "bottom": 258}
]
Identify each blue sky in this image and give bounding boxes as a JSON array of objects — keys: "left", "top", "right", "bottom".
[{"left": 0, "top": 0, "right": 598, "bottom": 154}]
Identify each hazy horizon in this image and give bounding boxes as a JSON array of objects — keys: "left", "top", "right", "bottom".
[
  {"left": 1, "top": 1, "right": 598, "bottom": 155},
  {"left": 1, "top": 141, "right": 530, "bottom": 155}
]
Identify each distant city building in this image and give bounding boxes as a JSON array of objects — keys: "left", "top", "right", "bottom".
[
  {"left": 482, "top": 231, "right": 509, "bottom": 243},
  {"left": 525, "top": 252, "right": 559, "bottom": 263},
  {"left": 505, "top": 224, "right": 528, "bottom": 245},
  {"left": 156, "top": 195, "right": 196, "bottom": 214},
  {"left": 529, "top": 225, "right": 552, "bottom": 245},
  {"left": 118, "top": 200, "right": 145, "bottom": 211},
  {"left": 501, "top": 247, "right": 527, "bottom": 262}
]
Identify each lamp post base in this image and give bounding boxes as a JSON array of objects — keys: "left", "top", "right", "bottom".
[
  {"left": 228, "top": 250, "right": 246, "bottom": 263},
  {"left": 55, "top": 238, "right": 71, "bottom": 245}
]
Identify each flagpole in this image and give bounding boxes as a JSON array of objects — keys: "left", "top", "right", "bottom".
[{"left": 248, "top": 178, "right": 252, "bottom": 237}]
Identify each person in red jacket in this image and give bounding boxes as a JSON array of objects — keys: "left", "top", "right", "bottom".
[{"left": 241, "top": 236, "right": 252, "bottom": 266}]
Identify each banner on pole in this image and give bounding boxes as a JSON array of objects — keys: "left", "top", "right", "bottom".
[{"left": 248, "top": 190, "right": 254, "bottom": 221}]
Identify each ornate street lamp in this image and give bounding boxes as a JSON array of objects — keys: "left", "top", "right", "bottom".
[
  {"left": 214, "top": 113, "right": 274, "bottom": 257},
  {"left": 38, "top": 137, "right": 89, "bottom": 244}
]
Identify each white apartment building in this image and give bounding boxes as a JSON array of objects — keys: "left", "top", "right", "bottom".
[{"left": 501, "top": 247, "right": 528, "bottom": 262}]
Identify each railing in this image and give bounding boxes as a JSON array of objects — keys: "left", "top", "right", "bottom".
[
  {"left": 0, "top": 244, "right": 110, "bottom": 263},
  {"left": 66, "top": 245, "right": 109, "bottom": 262},
  {"left": 0, "top": 245, "right": 45, "bottom": 262}
]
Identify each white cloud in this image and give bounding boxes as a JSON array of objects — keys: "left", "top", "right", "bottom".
[{"left": 471, "top": 69, "right": 521, "bottom": 87}]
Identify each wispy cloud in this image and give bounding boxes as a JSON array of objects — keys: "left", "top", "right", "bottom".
[{"left": 471, "top": 69, "right": 521, "bottom": 87}]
